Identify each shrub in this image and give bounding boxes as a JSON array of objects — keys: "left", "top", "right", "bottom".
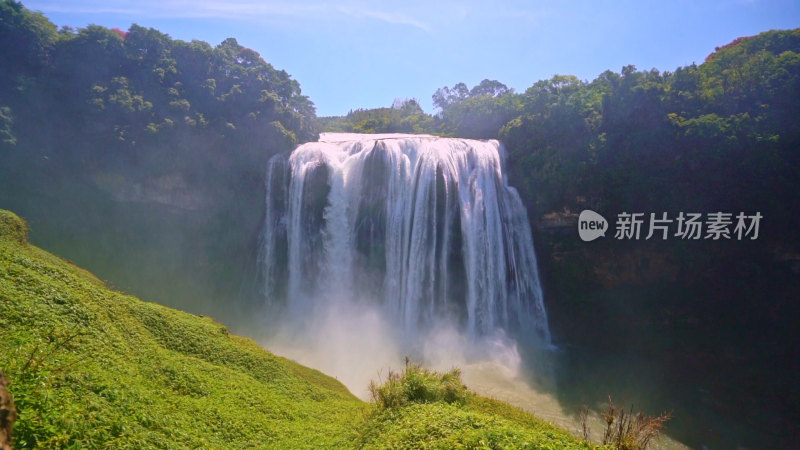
[
  {"left": 600, "top": 396, "right": 671, "bottom": 450},
  {"left": 368, "top": 359, "right": 470, "bottom": 409},
  {"left": 0, "top": 210, "right": 28, "bottom": 244}
]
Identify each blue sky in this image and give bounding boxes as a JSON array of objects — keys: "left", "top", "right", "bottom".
[{"left": 24, "top": 0, "right": 800, "bottom": 116}]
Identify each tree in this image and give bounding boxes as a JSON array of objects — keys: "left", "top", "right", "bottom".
[
  {"left": 432, "top": 82, "right": 469, "bottom": 110},
  {"left": 469, "top": 79, "right": 511, "bottom": 97}
]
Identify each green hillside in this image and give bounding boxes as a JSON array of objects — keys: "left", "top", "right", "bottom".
[{"left": 0, "top": 209, "right": 591, "bottom": 449}]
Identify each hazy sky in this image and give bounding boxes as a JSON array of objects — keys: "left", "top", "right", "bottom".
[{"left": 25, "top": 0, "right": 800, "bottom": 116}]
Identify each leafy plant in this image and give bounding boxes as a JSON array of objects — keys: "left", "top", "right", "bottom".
[{"left": 368, "top": 358, "right": 470, "bottom": 409}]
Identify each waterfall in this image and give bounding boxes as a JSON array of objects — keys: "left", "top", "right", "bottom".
[{"left": 259, "top": 133, "right": 550, "bottom": 345}]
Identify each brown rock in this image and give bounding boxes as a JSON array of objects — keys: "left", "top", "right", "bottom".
[{"left": 0, "top": 369, "right": 15, "bottom": 450}]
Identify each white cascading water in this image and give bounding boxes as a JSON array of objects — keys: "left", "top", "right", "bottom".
[{"left": 259, "top": 133, "right": 550, "bottom": 345}]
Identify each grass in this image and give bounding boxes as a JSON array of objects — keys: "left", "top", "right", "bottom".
[
  {"left": 0, "top": 209, "right": 596, "bottom": 448},
  {"left": 0, "top": 209, "right": 365, "bottom": 448},
  {"left": 362, "top": 361, "right": 599, "bottom": 449}
]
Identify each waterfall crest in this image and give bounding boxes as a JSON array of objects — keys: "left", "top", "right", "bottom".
[{"left": 259, "top": 133, "right": 550, "bottom": 344}]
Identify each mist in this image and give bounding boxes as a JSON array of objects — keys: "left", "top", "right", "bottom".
[{"left": 261, "top": 293, "right": 529, "bottom": 400}]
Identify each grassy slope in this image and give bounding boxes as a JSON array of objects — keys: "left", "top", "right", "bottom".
[
  {"left": 358, "top": 397, "right": 594, "bottom": 449},
  {"left": 0, "top": 209, "right": 592, "bottom": 449}
]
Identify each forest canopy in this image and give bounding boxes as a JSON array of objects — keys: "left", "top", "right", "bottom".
[{"left": 0, "top": 0, "right": 317, "bottom": 179}]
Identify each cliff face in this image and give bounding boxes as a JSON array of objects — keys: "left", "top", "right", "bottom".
[
  {"left": 535, "top": 217, "right": 796, "bottom": 343},
  {"left": 91, "top": 172, "right": 207, "bottom": 211},
  {"left": 0, "top": 162, "right": 268, "bottom": 328},
  {"left": 532, "top": 215, "right": 799, "bottom": 447},
  {"left": 0, "top": 369, "right": 15, "bottom": 450}
]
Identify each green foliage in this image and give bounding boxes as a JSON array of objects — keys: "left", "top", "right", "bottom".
[
  {"left": 434, "top": 79, "right": 520, "bottom": 138},
  {"left": 499, "top": 75, "right": 595, "bottom": 211},
  {"left": 321, "top": 98, "right": 436, "bottom": 134},
  {"left": 358, "top": 401, "right": 598, "bottom": 449},
  {"left": 357, "top": 364, "right": 593, "bottom": 449},
  {"left": 0, "top": 210, "right": 366, "bottom": 448},
  {"left": 361, "top": 361, "right": 596, "bottom": 449},
  {"left": 368, "top": 363, "right": 470, "bottom": 409},
  {"left": 429, "top": 30, "right": 799, "bottom": 235},
  {"left": 0, "top": 1, "right": 57, "bottom": 84},
  {"left": 0, "top": 1, "right": 317, "bottom": 174},
  {"left": 323, "top": 81, "right": 522, "bottom": 138},
  {"left": 0, "top": 209, "right": 27, "bottom": 244}
]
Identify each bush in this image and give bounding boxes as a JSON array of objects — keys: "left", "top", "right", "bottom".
[
  {"left": 0, "top": 210, "right": 28, "bottom": 244},
  {"left": 598, "top": 396, "right": 671, "bottom": 450},
  {"left": 368, "top": 360, "right": 470, "bottom": 409}
]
